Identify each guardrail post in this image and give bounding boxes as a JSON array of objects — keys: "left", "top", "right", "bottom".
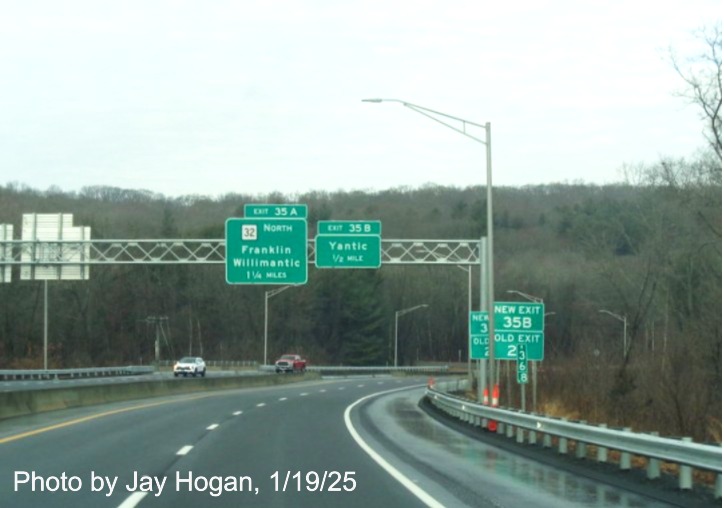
[
  {"left": 516, "top": 426, "right": 525, "bottom": 443},
  {"left": 506, "top": 423, "right": 514, "bottom": 438},
  {"left": 543, "top": 433, "right": 552, "bottom": 448},
  {"left": 497, "top": 421, "right": 505, "bottom": 435},
  {"left": 575, "top": 421, "right": 587, "bottom": 459},
  {"left": 647, "top": 431, "right": 661, "bottom": 479},
  {"left": 715, "top": 473, "right": 721, "bottom": 499},
  {"left": 620, "top": 427, "right": 632, "bottom": 470},
  {"left": 679, "top": 437, "right": 693, "bottom": 490},
  {"left": 597, "top": 424, "right": 608, "bottom": 463},
  {"left": 558, "top": 419, "right": 568, "bottom": 455},
  {"left": 528, "top": 428, "right": 537, "bottom": 445}
]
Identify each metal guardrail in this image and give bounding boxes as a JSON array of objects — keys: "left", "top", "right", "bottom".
[
  {"left": 0, "top": 363, "right": 446, "bottom": 380},
  {"left": 0, "top": 366, "right": 154, "bottom": 381},
  {"left": 258, "top": 365, "right": 450, "bottom": 374},
  {"left": 310, "top": 365, "right": 448, "bottom": 374},
  {"left": 157, "top": 360, "right": 259, "bottom": 368},
  {"left": 426, "top": 378, "right": 722, "bottom": 499}
]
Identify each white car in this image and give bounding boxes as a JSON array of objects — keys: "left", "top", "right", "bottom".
[{"left": 173, "top": 357, "right": 206, "bottom": 377}]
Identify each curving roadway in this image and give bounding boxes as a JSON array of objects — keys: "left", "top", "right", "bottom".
[{"left": 0, "top": 377, "right": 685, "bottom": 507}]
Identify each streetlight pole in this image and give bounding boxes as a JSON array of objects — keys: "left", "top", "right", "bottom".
[
  {"left": 394, "top": 304, "right": 429, "bottom": 367},
  {"left": 599, "top": 309, "right": 627, "bottom": 359},
  {"left": 264, "top": 286, "right": 292, "bottom": 366},
  {"left": 364, "top": 98, "right": 495, "bottom": 398},
  {"left": 460, "top": 265, "right": 472, "bottom": 382}
]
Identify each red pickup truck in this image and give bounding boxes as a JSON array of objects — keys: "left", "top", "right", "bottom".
[{"left": 275, "top": 354, "right": 307, "bottom": 373}]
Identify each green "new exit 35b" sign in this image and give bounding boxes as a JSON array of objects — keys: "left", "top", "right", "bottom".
[{"left": 469, "top": 302, "right": 545, "bottom": 361}]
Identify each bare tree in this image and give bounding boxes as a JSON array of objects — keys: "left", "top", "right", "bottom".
[{"left": 670, "top": 23, "right": 722, "bottom": 162}]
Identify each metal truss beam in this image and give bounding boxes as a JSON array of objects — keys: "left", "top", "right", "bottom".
[{"left": 0, "top": 239, "right": 480, "bottom": 267}]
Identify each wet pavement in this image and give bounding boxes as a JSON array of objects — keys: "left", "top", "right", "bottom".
[{"left": 355, "top": 386, "right": 694, "bottom": 508}]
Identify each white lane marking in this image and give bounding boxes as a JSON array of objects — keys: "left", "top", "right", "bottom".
[
  {"left": 357, "top": 384, "right": 365, "bottom": 387},
  {"left": 279, "top": 397, "right": 288, "bottom": 401},
  {"left": 117, "top": 491, "right": 147, "bottom": 508},
  {"left": 344, "top": 385, "right": 444, "bottom": 508},
  {"left": 338, "top": 387, "right": 345, "bottom": 390},
  {"left": 319, "top": 389, "right": 327, "bottom": 393},
  {"left": 176, "top": 445, "right": 193, "bottom": 455},
  {"left": 300, "top": 392, "right": 309, "bottom": 397},
  {"left": 207, "top": 424, "right": 219, "bottom": 430},
  {"left": 378, "top": 382, "right": 384, "bottom": 385},
  {"left": 233, "top": 411, "right": 243, "bottom": 416},
  {"left": 257, "top": 402, "right": 266, "bottom": 407}
]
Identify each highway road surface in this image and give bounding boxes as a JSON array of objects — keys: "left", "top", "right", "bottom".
[{"left": 0, "top": 377, "right": 689, "bottom": 507}]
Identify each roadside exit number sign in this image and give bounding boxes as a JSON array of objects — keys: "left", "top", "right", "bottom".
[
  {"left": 315, "top": 220, "right": 381, "bottom": 269},
  {"left": 243, "top": 204, "right": 308, "bottom": 218},
  {"left": 469, "top": 302, "right": 545, "bottom": 361},
  {"left": 225, "top": 217, "right": 308, "bottom": 284}
]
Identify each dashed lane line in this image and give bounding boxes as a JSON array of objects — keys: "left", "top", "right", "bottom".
[
  {"left": 176, "top": 445, "right": 193, "bottom": 456},
  {"left": 117, "top": 491, "right": 147, "bottom": 508}
]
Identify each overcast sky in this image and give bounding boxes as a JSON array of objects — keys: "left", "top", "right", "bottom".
[{"left": 0, "top": 1, "right": 719, "bottom": 198}]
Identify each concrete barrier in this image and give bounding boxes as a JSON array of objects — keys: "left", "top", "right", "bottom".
[{"left": 0, "top": 372, "right": 320, "bottom": 421}]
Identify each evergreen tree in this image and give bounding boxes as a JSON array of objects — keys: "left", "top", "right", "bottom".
[{"left": 336, "top": 270, "right": 386, "bottom": 365}]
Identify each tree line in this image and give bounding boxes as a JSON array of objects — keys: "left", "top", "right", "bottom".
[{"left": 0, "top": 166, "right": 720, "bottom": 439}]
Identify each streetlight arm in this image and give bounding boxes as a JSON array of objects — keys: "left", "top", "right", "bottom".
[
  {"left": 266, "top": 285, "right": 292, "bottom": 299},
  {"left": 506, "top": 289, "right": 543, "bottom": 303},
  {"left": 598, "top": 309, "right": 625, "bottom": 322},
  {"left": 362, "top": 98, "right": 488, "bottom": 145},
  {"left": 396, "top": 304, "right": 429, "bottom": 318}
]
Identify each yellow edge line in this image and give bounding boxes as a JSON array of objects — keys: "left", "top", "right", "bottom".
[{"left": 0, "top": 393, "right": 215, "bottom": 445}]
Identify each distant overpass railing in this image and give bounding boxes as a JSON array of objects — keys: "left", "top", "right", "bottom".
[{"left": 426, "top": 378, "right": 722, "bottom": 500}]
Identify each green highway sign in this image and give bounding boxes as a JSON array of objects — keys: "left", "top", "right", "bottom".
[
  {"left": 315, "top": 220, "right": 382, "bottom": 269},
  {"left": 469, "top": 311, "right": 489, "bottom": 359},
  {"left": 244, "top": 204, "right": 308, "bottom": 219},
  {"left": 494, "top": 302, "right": 545, "bottom": 361},
  {"left": 469, "top": 302, "right": 545, "bottom": 361},
  {"left": 315, "top": 235, "right": 381, "bottom": 268},
  {"left": 225, "top": 217, "right": 308, "bottom": 284}
]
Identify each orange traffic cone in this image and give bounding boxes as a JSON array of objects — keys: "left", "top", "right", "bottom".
[
  {"left": 487, "top": 384, "right": 499, "bottom": 432},
  {"left": 427, "top": 377, "right": 435, "bottom": 388},
  {"left": 482, "top": 387, "right": 489, "bottom": 405}
]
